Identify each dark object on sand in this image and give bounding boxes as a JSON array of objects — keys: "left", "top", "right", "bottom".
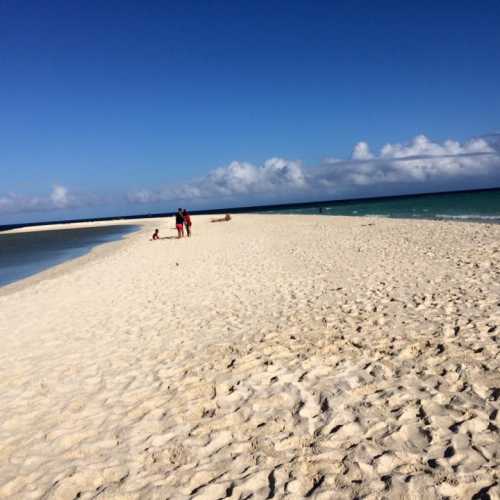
[
  {"left": 151, "top": 229, "right": 160, "bottom": 240},
  {"left": 211, "top": 214, "right": 232, "bottom": 223}
]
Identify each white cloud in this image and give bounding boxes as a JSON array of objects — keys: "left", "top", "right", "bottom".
[
  {"left": 2, "top": 133, "right": 499, "bottom": 217},
  {"left": 318, "top": 134, "right": 498, "bottom": 191},
  {"left": 50, "top": 185, "right": 70, "bottom": 208},
  {"left": 130, "top": 134, "right": 499, "bottom": 204},
  {"left": 0, "top": 192, "right": 46, "bottom": 215},
  {"left": 128, "top": 157, "right": 308, "bottom": 204},
  {"left": 352, "top": 142, "right": 374, "bottom": 160},
  {"left": 0, "top": 185, "right": 76, "bottom": 215}
]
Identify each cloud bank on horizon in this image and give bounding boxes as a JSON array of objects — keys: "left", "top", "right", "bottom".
[
  {"left": 129, "top": 133, "right": 499, "bottom": 205},
  {"left": 0, "top": 185, "right": 71, "bottom": 215},
  {"left": 1, "top": 133, "right": 500, "bottom": 217}
]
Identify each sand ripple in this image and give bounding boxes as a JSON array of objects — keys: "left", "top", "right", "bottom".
[{"left": 0, "top": 215, "right": 499, "bottom": 499}]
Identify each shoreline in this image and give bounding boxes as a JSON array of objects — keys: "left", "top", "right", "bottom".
[
  {"left": 2, "top": 213, "right": 499, "bottom": 298},
  {"left": 0, "top": 220, "right": 148, "bottom": 297}
]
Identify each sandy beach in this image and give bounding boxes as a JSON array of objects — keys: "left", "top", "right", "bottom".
[{"left": 0, "top": 214, "right": 499, "bottom": 499}]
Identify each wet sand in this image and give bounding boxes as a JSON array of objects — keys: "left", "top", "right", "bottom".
[{"left": 0, "top": 215, "right": 499, "bottom": 499}]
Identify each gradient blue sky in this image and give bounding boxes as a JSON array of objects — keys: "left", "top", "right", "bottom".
[{"left": 1, "top": 0, "right": 500, "bottom": 223}]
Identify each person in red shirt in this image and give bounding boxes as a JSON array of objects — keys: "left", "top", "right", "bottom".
[{"left": 182, "top": 209, "right": 192, "bottom": 237}]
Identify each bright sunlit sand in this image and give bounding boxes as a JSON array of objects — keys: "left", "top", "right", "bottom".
[{"left": 1, "top": 214, "right": 499, "bottom": 499}]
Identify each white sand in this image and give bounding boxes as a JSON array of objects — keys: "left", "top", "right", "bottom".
[{"left": 0, "top": 215, "right": 499, "bottom": 499}]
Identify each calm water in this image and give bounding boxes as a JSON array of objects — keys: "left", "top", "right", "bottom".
[
  {"left": 0, "top": 225, "right": 138, "bottom": 288},
  {"left": 270, "top": 188, "right": 500, "bottom": 222}
]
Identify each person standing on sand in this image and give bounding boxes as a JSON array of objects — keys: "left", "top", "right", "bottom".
[
  {"left": 174, "top": 208, "right": 184, "bottom": 238},
  {"left": 183, "top": 209, "right": 192, "bottom": 237}
]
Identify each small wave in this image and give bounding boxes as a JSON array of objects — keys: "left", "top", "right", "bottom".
[{"left": 435, "top": 214, "right": 500, "bottom": 220}]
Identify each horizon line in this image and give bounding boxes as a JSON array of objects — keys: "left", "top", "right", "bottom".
[{"left": 1, "top": 185, "right": 499, "bottom": 232}]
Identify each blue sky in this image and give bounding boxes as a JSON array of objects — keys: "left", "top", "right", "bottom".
[{"left": 1, "top": 0, "right": 499, "bottom": 223}]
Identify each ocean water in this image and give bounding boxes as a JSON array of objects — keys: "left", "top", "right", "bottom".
[
  {"left": 0, "top": 225, "right": 138, "bottom": 288},
  {"left": 269, "top": 188, "right": 500, "bottom": 222}
]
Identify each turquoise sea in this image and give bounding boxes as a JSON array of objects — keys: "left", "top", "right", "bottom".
[{"left": 269, "top": 188, "right": 500, "bottom": 222}]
